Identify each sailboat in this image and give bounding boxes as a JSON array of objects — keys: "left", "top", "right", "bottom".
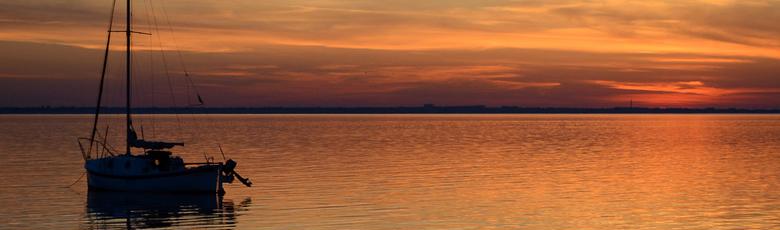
[{"left": 77, "top": 0, "right": 251, "bottom": 194}]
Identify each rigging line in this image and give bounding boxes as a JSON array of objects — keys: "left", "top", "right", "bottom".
[
  {"left": 159, "top": 0, "right": 210, "bottom": 151},
  {"left": 160, "top": 0, "right": 189, "bottom": 74},
  {"left": 130, "top": 40, "right": 145, "bottom": 133},
  {"left": 88, "top": 0, "right": 119, "bottom": 160},
  {"left": 158, "top": 0, "right": 189, "bottom": 76},
  {"left": 154, "top": 1, "right": 203, "bottom": 150},
  {"left": 142, "top": 0, "right": 157, "bottom": 138},
  {"left": 160, "top": 0, "right": 204, "bottom": 107},
  {"left": 92, "top": 127, "right": 111, "bottom": 158},
  {"left": 99, "top": 125, "right": 110, "bottom": 158},
  {"left": 185, "top": 76, "right": 203, "bottom": 106},
  {"left": 158, "top": 0, "right": 201, "bottom": 147},
  {"left": 143, "top": 0, "right": 155, "bottom": 137},
  {"left": 132, "top": 34, "right": 156, "bottom": 124},
  {"left": 97, "top": 129, "right": 120, "bottom": 157},
  {"left": 149, "top": 0, "right": 184, "bottom": 132},
  {"left": 184, "top": 66, "right": 191, "bottom": 106},
  {"left": 65, "top": 172, "right": 86, "bottom": 188},
  {"left": 108, "top": 52, "right": 125, "bottom": 120}
]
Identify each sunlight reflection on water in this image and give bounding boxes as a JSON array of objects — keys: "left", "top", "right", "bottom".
[{"left": 1, "top": 114, "right": 780, "bottom": 229}]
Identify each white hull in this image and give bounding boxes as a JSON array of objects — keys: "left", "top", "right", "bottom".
[
  {"left": 85, "top": 156, "right": 223, "bottom": 193},
  {"left": 87, "top": 165, "right": 221, "bottom": 192}
]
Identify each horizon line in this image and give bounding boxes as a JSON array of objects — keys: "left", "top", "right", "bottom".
[{"left": 3, "top": 106, "right": 780, "bottom": 114}]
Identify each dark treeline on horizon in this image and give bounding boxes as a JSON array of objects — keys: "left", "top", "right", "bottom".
[{"left": 2, "top": 105, "right": 780, "bottom": 114}]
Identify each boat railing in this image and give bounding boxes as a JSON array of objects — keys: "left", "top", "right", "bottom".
[
  {"left": 77, "top": 137, "right": 119, "bottom": 160},
  {"left": 184, "top": 162, "right": 222, "bottom": 166}
]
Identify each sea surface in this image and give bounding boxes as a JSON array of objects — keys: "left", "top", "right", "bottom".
[{"left": 1, "top": 114, "right": 780, "bottom": 229}]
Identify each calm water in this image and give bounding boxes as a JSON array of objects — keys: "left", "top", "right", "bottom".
[{"left": 1, "top": 114, "right": 780, "bottom": 229}]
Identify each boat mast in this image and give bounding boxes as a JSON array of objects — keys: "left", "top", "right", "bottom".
[
  {"left": 125, "top": 0, "right": 132, "bottom": 155},
  {"left": 87, "top": 0, "right": 117, "bottom": 160}
]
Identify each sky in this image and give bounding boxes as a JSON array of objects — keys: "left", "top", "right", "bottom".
[{"left": 1, "top": 0, "right": 779, "bottom": 108}]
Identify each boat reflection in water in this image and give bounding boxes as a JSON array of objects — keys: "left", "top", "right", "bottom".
[{"left": 84, "top": 191, "right": 250, "bottom": 229}]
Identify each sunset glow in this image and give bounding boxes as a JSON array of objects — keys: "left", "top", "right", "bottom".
[{"left": 1, "top": 0, "right": 779, "bottom": 107}]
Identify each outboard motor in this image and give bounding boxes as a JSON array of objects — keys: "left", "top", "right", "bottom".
[{"left": 222, "top": 159, "right": 252, "bottom": 187}]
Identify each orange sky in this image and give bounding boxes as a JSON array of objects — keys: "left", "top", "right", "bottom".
[{"left": 1, "top": 0, "right": 779, "bottom": 107}]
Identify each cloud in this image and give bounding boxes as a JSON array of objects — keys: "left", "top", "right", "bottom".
[
  {"left": 3, "top": 40, "right": 780, "bottom": 108},
  {"left": 2, "top": 1, "right": 780, "bottom": 108},
  {"left": 2, "top": 0, "right": 779, "bottom": 56}
]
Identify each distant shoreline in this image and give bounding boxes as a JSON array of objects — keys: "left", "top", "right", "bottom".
[{"left": 2, "top": 106, "right": 780, "bottom": 114}]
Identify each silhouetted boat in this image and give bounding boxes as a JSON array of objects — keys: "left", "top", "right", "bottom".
[{"left": 77, "top": 0, "right": 251, "bottom": 194}]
